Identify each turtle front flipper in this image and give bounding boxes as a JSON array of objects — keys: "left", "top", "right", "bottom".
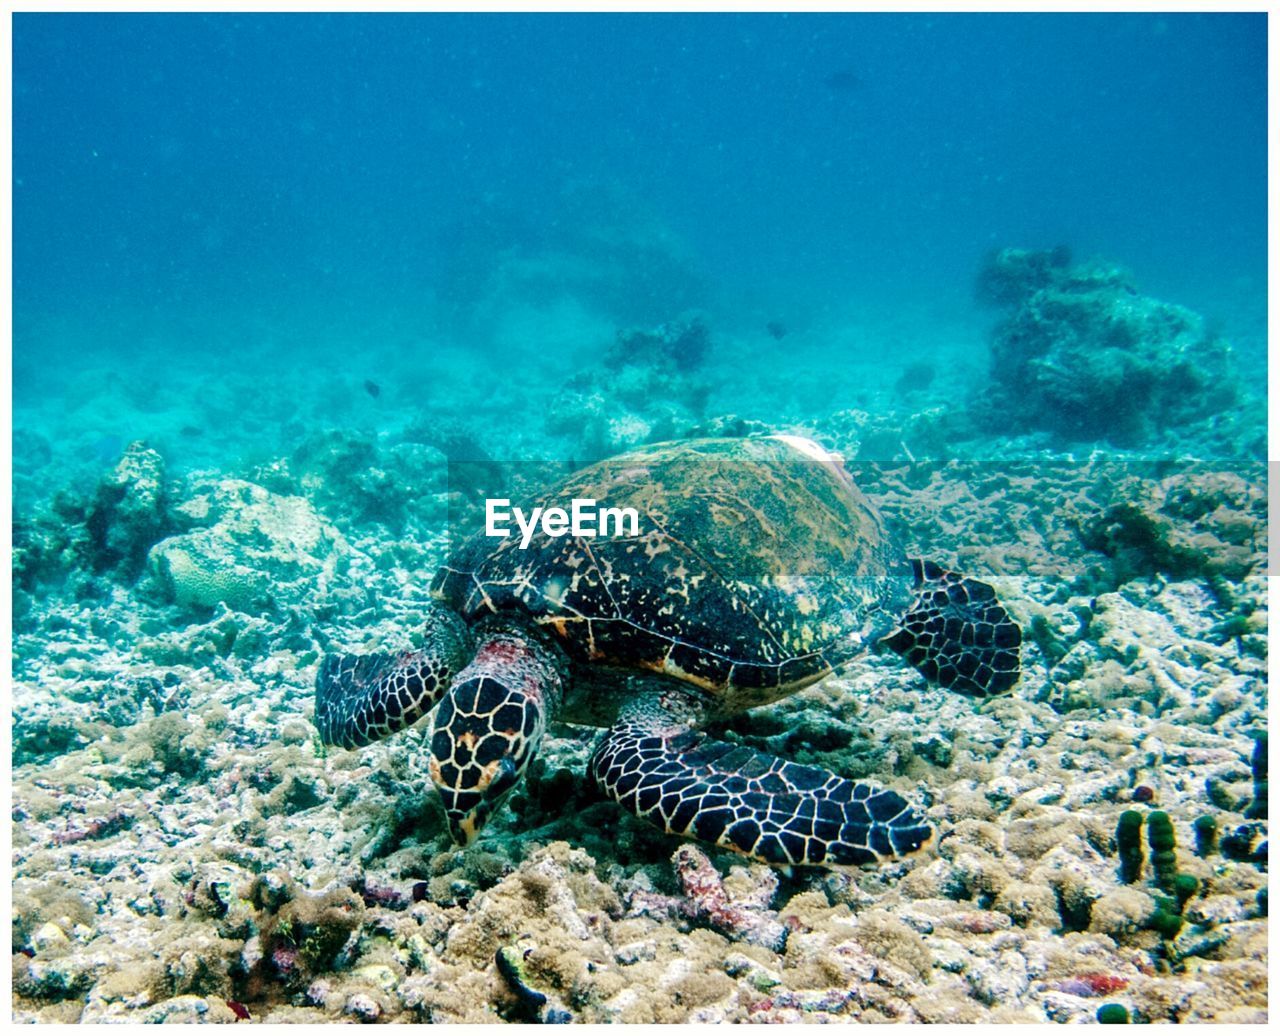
[
  {"left": 315, "top": 609, "right": 472, "bottom": 748},
  {"left": 882, "top": 559, "right": 1021, "bottom": 698},
  {"left": 589, "top": 700, "right": 932, "bottom": 869}
]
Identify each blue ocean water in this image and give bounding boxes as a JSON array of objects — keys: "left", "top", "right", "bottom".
[{"left": 14, "top": 14, "right": 1265, "bottom": 469}]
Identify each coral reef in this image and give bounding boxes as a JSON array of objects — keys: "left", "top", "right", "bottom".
[
  {"left": 13, "top": 541, "right": 1267, "bottom": 1024},
  {"left": 1073, "top": 469, "right": 1266, "bottom": 591},
  {"left": 13, "top": 441, "right": 173, "bottom": 602},
  {"left": 288, "top": 429, "right": 452, "bottom": 535},
  {"left": 605, "top": 314, "right": 710, "bottom": 373},
  {"left": 546, "top": 316, "right": 713, "bottom": 459},
  {"left": 974, "top": 245, "right": 1073, "bottom": 308},
  {"left": 974, "top": 249, "right": 1243, "bottom": 446},
  {"left": 146, "top": 479, "right": 364, "bottom": 614},
  {"left": 10, "top": 340, "right": 1268, "bottom": 1023},
  {"left": 85, "top": 441, "right": 171, "bottom": 579}
]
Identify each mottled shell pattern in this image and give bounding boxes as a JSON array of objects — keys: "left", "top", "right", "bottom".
[{"left": 432, "top": 436, "right": 914, "bottom": 715}]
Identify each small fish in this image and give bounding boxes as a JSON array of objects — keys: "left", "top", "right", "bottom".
[
  {"left": 363, "top": 379, "right": 381, "bottom": 398},
  {"left": 765, "top": 320, "right": 788, "bottom": 340}
]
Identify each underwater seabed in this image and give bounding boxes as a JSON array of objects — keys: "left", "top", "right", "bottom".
[{"left": 10, "top": 261, "right": 1268, "bottom": 1022}]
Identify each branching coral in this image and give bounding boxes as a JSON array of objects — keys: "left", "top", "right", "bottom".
[
  {"left": 670, "top": 845, "right": 787, "bottom": 951},
  {"left": 974, "top": 250, "right": 1241, "bottom": 445}
]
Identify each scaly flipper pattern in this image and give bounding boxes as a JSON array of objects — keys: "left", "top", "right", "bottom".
[
  {"left": 883, "top": 559, "right": 1021, "bottom": 697},
  {"left": 590, "top": 702, "right": 931, "bottom": 868},
  {"left": 315, "top": 609, "right": 472, "bottom": 748}
]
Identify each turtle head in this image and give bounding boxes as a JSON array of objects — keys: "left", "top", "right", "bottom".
[{"left": 428, "top": 622, "right": 566, "bottom": 845}]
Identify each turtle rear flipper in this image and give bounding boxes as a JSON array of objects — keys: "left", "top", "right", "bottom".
[
  {"left": 590, "top": 704, "right": 931, "bottom": 869},
  {"left": 315, "top": 609, "right": 472, "bottom": 748},
  {"left": 883, "top": 559, "right": 1021, "bottom": 697}
]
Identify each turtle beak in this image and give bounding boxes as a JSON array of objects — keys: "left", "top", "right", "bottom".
[
  {"left": 444, "top": 805, "right": 484, "bottom": 846},
  {"left": 436, "top": 756, "right": 519, "bottom": 846}
]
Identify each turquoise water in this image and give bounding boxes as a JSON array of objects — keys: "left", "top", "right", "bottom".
[{"left": 13, "top": 13, "right": 1266, "bottom": 485}]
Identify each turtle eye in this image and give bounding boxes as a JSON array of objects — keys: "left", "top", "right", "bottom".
[{"left": 486, "top": 755, "right": 521, "bottom": 798}]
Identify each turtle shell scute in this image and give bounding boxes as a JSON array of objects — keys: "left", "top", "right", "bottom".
[{"left": 432, "top": 437, "right": 913, "bottom": 706}]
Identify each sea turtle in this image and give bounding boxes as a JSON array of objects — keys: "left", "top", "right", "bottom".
[{"left": 315, "top": 436, "right": 1021, "bottom": 869}]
